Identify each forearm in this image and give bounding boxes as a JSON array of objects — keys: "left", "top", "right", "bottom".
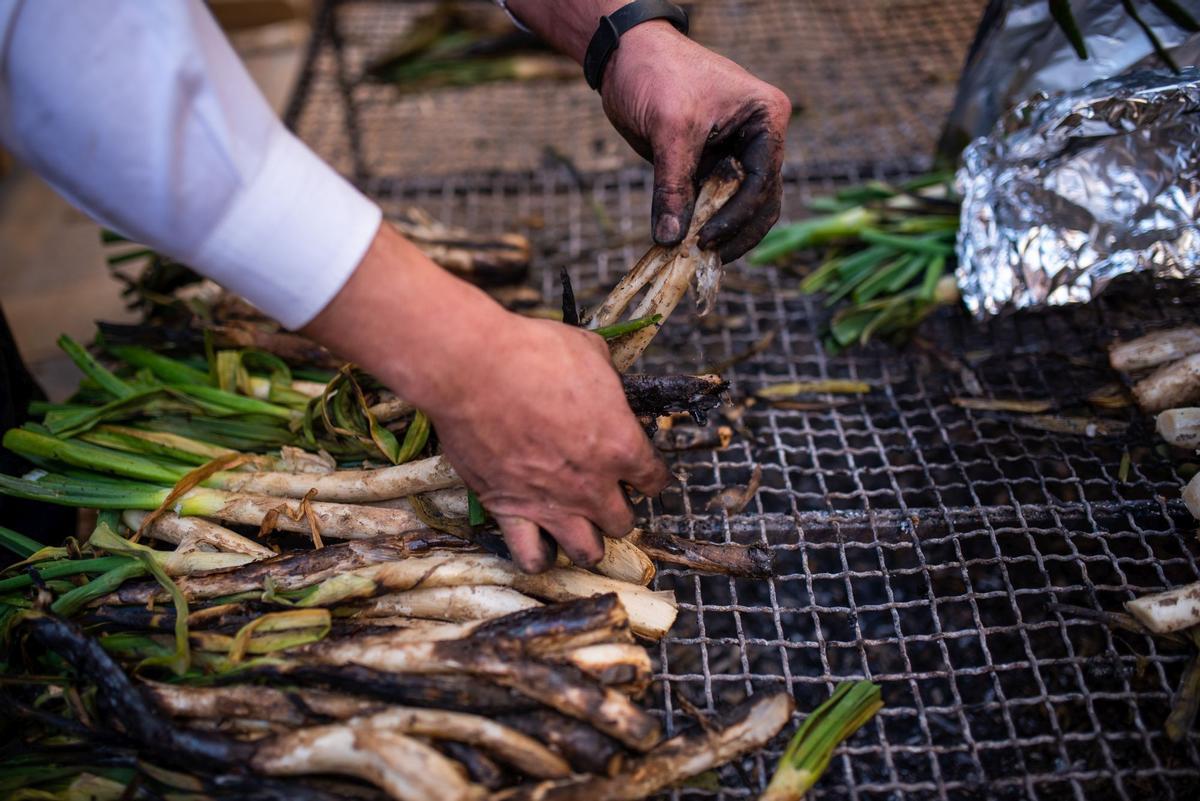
[
  {"left": 301, "top": 224, "right": 509, "bottom": 412},
  {"left": 503, "top": 0, "right": 678, "bottom": 63}
]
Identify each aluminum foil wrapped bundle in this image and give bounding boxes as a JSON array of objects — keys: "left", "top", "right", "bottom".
[
  {"left": 937, "top": 0, "right": 1200, "bottom": 158},
  {"left": 956, "top": 68, "right": 1200, "bottom": 318}
]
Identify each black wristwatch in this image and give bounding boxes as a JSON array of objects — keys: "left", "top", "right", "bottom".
[{"left": 583, "top": 0, "right": 689, "bottom": 91}]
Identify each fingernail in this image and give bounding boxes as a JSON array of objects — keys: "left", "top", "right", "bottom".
[
  {"left": 568, "top": 546, "right": 603, "bottom": 569},
  {"left": 655, "top": 213, "right": 681, "bottom": 244},
  {"left": 521, "top": 551, "right": 550, "bottom": 574}
]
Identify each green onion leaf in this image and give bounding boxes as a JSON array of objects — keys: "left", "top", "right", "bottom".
[
  {"left": 4, "top": 428, "right": 189, "bottom": 485},
  {"left": 920, "top": 254, "right": 947, "bottom": 301},
  {"left": 395, "top": 410, "right": 431, "bottom": 464},
  {"left": 106, "top": 345, "right": 211, "bottom": 385},
  {"left": 750, "top": 207, "right": 878, "bottom": 265},
  {"left": 170, "top": 384, "right": 298, "bottom": 421},
  {"left": 50, "top": 559, "right": 145, "bottom": 617},
  {"left": 593, "top": 314, "right": 663, "bottom": 340},
  {"left": 57, "top": 335, "right": 135, "bottom": 400},
  {"left": 43, "top": 387, "right": 166, "bottom": 438},
  {"left": 829, "top": 310, "right": 876, "bottom": 348},
  {"left": 0, "top": 556, "right": 129, "bottom": 594},
  {"left": 0, "top": 526, "right": 43, "bottom": 558},
  {"left": 468, "top": 489, "right": 487, "bottom": 526},
  {"left": 1050, "top": 0, "right": 1089, "bottom": 59},
  {"left": 762, "top": 681, "right": 883, "bottom": 801},
  {"left": 859, "top": 229, "right": 954, "bottom": 256},
  {"left": 89, "top": 513, "right": 191, "bottom": 675},
  {"left": 1150, "top": 0, "right": 1200, "bottom": 31}
]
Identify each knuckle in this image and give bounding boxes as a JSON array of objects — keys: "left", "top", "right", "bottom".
[
  {"left": 764, "top": 87, "right": 792, "bottom": 120},
  {"left": 571, "top": 328, "right": 613, "bottom": 362},
  {"left": 653, "top": 174, "right": 692, "bottom": 199},
  {"left": 588, "top": 332, "right": 612, "bottom": 357},
  {"left": 598, "top": 439, "right": 635, "bottom": 470}
]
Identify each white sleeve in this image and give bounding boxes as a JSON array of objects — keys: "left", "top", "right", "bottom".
[{"left": 0, "top": 0, "right": 381, "bottom": 330}]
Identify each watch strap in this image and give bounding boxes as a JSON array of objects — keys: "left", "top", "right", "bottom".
[{"left": 583, "top": 0, "right": 689, "bottom": 91}]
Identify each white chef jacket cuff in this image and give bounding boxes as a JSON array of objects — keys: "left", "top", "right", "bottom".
[{"left": 191, "top": 126, "right": 382, "bottom": 330}]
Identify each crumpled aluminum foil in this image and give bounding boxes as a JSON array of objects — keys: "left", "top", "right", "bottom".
[
  {"left": 955, "top": 68, "right": 1200, "bottom": 318},
  {"left": 938, "top": 0, "right": 1199, "bottom": 158}
]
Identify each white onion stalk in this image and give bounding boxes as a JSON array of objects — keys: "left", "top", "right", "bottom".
[
  {"left": 121, "top": 510, "right": 274, "bottom": 558},
  {"left": 560, "top": 642, "right": 653, "bottom": 694},
  {"left": 500, "top": 691, "right": 794, "bottom": 801},
  {"left": 342, "top": 610, "right": 630, "bottom": 659},
  {"left": 356, "top": 552, "right": 678, "bottom": 639},
  {"left": 252, "top": 723, "right": 484, "bottom": 801},
  {"left": 1157, "top": 408, "right": 1200, "bottom": 450},
  {"left": 352, "top": 585, "right": 542, "bottom": 622},
  {"left": 306, "top": 637, "right": 658, "bottom": 751},
  {"left": 273, "top": 446, "right": 337, "bottom": 474},
  {"left": 1133, "top": 353, "right": 1200, "bottom": 412},
  {"left": 1183, "top": 472, "right": 1200, "bottom": 520},
  {"left": 151, "top": 683, "right": 570, "bottom": 782},
  {"left": 0, "top": 471, "right": 429, "bottom": 540},
  {"left": 159, "top": 551, "right": 254, "bottom": 575},
  {"left": 146, "top": 682, "right": 379, "bottom": 724},
  {"left": 88, "top": 524, "right": 254, "bottom": 575},
  {"left": 1126, "top": 581, "right": 1200, "bottom": 634},
  {"left": 1110, "top": 326, "right": 1200, "bottom": 372},
  {"left": 556, "top": 534, "right": 655, "bottom": 586},
  {"left": 350, "top": 619, "right": 479, "bottom": 642},
  {"left": 296, "top": 707, "right": 569, "bottom": 779},
  {"left": 585, "top": 164, "right": 743, "bottom": 372},
  {"left": 373, "top": 488, "right": 470, "bottom": 518},
  {"left": 105, "top": 545, "right": 676, "bottom": 637},
  {"left": 246, "top": 376, "right": 326, "bottom": 400},
  {"left": 170, "top": 489, "right": 428, "bottom": 539},
  {"left": 210, "top": 454, "right": 462, "bottom": 502}
]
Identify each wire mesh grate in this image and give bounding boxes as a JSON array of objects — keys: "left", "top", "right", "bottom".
[
  {"left": 285, "top": 2, "right": 1200, "bottom": 798},
  {"left": 362, "top": 166, "right": 1200, "bottom": 801}
]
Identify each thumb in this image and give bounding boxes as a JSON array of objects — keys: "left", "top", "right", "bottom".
[{"left": 651, "top": 138, "right": 701, "bottom": 247}]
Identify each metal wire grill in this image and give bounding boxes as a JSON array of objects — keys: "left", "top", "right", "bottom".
[
  {"left": 358, "top": 167, "right": 1200, "bottom": 800},
  {"left": 285, "top": 2, "right": 1200, "bottom": 798}
]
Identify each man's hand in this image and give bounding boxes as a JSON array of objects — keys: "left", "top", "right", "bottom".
[
  {"left": 505, "top": 1, "right": 791, "bottom": 261},
  {"left": 433, "top": 314, "right": 671, "bottom": 571},
  {"left": 304, "top": 224, "right": 671, "bottom": 573},
  {"left": 602, "top": 26, "right": 791, "bottom": 262}
]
